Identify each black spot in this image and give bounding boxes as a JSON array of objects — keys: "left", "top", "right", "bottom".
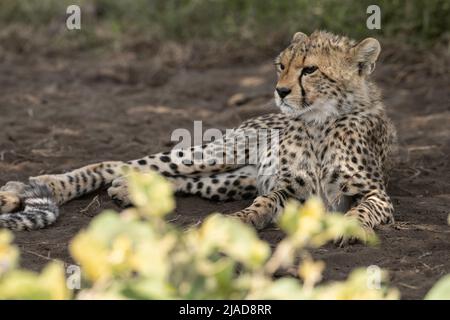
[
  {"left": 242, "top": 193, "right": 254, "bottom": 199},
  {"left": 138, "top": 159, "right": 147, "bottom": 166},
  {"left": 160, "top": 156, "right": 171, "bottom": 163},
  {"left": 329, "top": 171, "right": 339, "bottom": 184},
  {"left": 320, "top": 146, "right": 328, "bottom": 160},
  {"left": 211, "top": 195, "right": 220, "bottom": 201},
  {"left": 218, "top": 187, "right": 227, "bottom": 194},
  {"left": 295, "top": 177, "right": 305, "bottom": 186},
  {"left": 91, "top": 176, "right": 97, "bottom": 188},
  {"left": 286, "top": 186, "right": 296, "bottom": 194},
  {"left": 227, "top": 190, "right": 236, "bottom": 197}
]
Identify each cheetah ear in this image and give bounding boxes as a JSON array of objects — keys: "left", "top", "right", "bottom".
[
  {"left": 291, "top": 32, "right": 308, "bottom": 44},
  {"left": 352, "top": 37, "right": 381, "bottom": 76}
]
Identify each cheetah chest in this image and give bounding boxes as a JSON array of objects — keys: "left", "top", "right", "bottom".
[{"left": 256, "top": 122, "right": 352, "bottom": 213}]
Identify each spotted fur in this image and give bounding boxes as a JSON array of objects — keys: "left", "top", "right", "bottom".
[
  {"left": 0, "top": 31, "right": 397, "bottom": 245},
  {"left": 0, "top": 182, "right": 58, "bottom": 231}
]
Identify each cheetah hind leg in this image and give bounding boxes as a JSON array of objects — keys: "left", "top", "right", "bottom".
[{"left": 0, "top": 181, "right": 28, "bottom": 214}]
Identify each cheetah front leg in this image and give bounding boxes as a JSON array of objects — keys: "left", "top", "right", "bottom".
[
  {"left": 335, "top": 187, "right": 394, "bottom": 247},
  {"left": 0, "top": 182, "right": 27, "bottom": 213},
  {"left": 230, "top": 190, "right": 289, "bottom": 229}
]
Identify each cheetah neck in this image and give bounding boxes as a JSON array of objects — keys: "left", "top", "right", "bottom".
[{"left": 298, "top": 99, "right": 341, "bottom": 124}]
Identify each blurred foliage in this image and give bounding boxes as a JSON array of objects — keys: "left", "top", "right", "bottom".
[
  {"left": 0, "top": 0, "right": 448, "bottom": 55},
  {"left": 1, "top": 170, "right": 449, "bottom": 299},
  {"left": 0, "top": 170, "right": 398, "bottom": 300},
  {"left": 70, "top": 171, "right": 398, "bottom": 299},
  {"left": 425, "top": 275, "right": 450, "bottom": 300},
  {"left": 0, "top": 231, "right": 70, "bottom": 299}
]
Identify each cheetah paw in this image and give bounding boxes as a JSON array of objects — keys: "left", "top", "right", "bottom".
[
  {"left": 229, "top": 210, "right": 268, "bottom": 230},
  {"left": 107, "top": 177, "right": 132, "bottom": 208},
  {"left": 0, "top": 181, "right": 27, "bottom": 214}
]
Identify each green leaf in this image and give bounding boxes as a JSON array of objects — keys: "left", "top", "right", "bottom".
[
  {"left": 425, "top": 275, "right": 450, "bottom": 300},
  {"left": 0, "top": 262, "right": 69, "bottom": 300},
  {"left": 0, "top": 230, "right": 18, "bottom": 276},
  {"left": 128, "top": 170, "right": 175, "bottom": 217},
  {"left": 199, "top": 214, "right": 270, "bottom": 269}
]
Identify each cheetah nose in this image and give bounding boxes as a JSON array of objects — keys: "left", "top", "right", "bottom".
[{"left": 276, "top": 87, "right": 291, "bottom": 99}]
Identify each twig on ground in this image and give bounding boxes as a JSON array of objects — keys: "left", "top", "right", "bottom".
[
  {"left": 398, "top": 282, "right": 418, "bottom": 290},
  {"left": 167, "top": 215, "right": 180, "bottom": 223},
  {"left": 418, "top": 252, "right": 432, "bottom": 259},
  {"left": 79, "top": 195, "right": 101, "bottom": 217}
]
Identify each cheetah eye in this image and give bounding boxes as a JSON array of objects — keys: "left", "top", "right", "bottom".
[
  {"left": 302, "top": 66, "right": 318, "bottom": 75},
  {"left": 275, "top": 62, "right": 285, "bottom": 71}
]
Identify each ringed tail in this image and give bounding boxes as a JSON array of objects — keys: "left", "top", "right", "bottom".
[{"left": 0, "top": 182, "right": 59, "bottom": 231}]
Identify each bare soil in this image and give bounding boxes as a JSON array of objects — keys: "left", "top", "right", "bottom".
[{"left": 0, "top": 45, "right": 449, "bottom": 299}]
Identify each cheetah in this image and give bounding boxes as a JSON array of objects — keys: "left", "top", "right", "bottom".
[{"left": 0, "top": 31, "right": 397, "bottom": 245}]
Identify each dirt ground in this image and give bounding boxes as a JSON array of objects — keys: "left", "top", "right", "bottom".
[{"left": 0, "top": 44, "right": 449, "bottom": 299}]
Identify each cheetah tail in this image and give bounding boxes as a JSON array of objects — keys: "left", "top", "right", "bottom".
[{"left": 0, "top": 182, "right": 59, "bottom": 231}]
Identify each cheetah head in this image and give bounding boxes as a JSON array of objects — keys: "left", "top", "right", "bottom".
[{"left": 274, "top": 31, "right": 381, "bottom": 122}]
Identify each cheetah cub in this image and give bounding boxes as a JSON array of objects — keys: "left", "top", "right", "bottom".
[{"left": 0, "top": 31, "right": 397, "bottom": 245}]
